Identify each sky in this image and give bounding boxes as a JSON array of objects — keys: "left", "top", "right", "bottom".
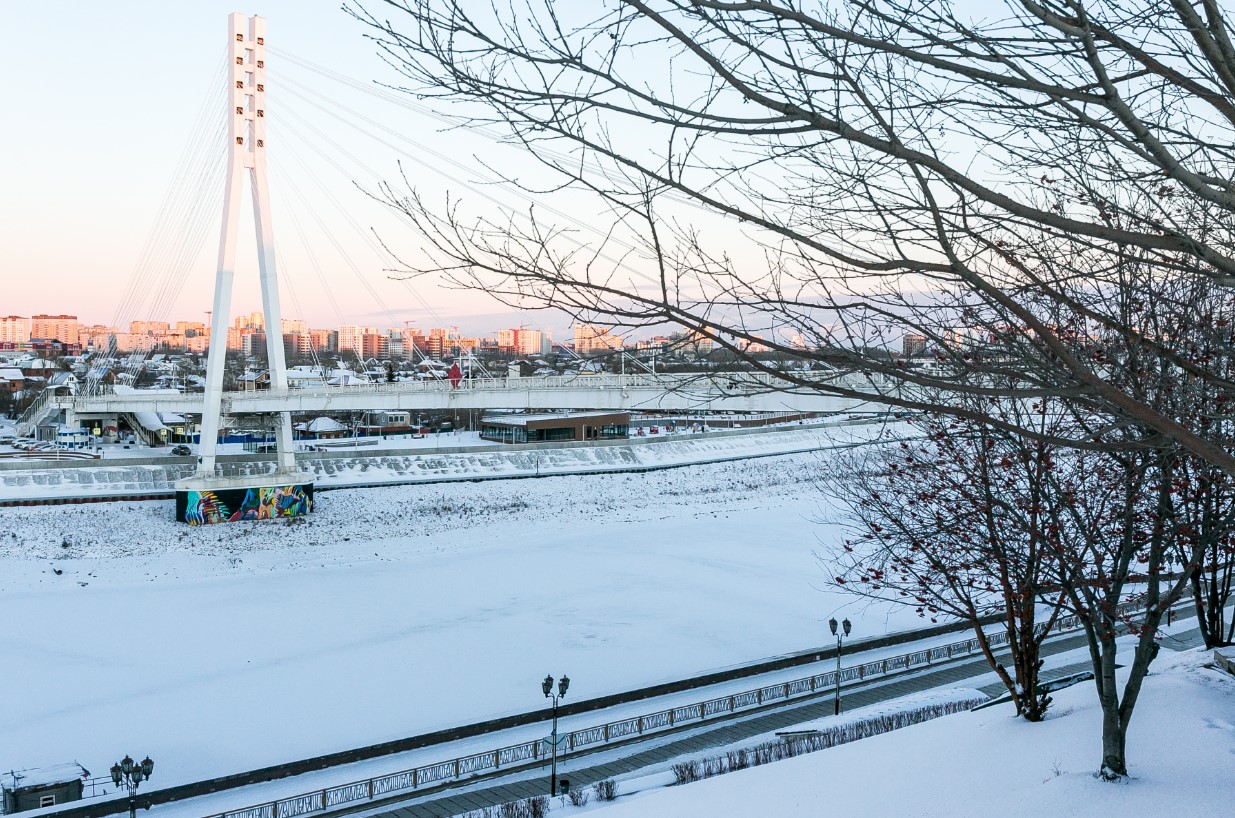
[{"left": 0, "top": 2, "right": 604, "bottom": 338}]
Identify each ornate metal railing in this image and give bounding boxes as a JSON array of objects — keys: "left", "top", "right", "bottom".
[{"left": 200, "top": 598, "right": 1159, "bottom": 818}]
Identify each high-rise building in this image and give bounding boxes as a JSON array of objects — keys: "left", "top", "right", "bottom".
[
  {"left": 426, "top": 328, "right": 448, "bottom": 359},
  {"left": 281, "top": 318, "right": 308, "bottom": 335},
  {"left": 515, "top": 329, "right": 544, "bottom": 357},
  {"left": 362, "top": 331, "right": 389, "bottom": 360},
  {"left": 574, "top": 323, "right": 623, "bottom": 354},
  {"left": 337, "top": 324, "right": 364, "bottom": 358},
  {"left": 498, "top": 327, "right": 553, "bottom": 357},
  {"left": 78, "top": 325, "right": 115, "bottom": 351},
  {"left": 903, "top": 333, "right": 928, "bottom": 358},
  {"left": 241, "top": 331, "right": 267, "bottom": 357},
  {"left": 386, "top": 328, "right": 405, "bottom": 360},
  {"left": 284, "top": 333, "right": 313, "bottom": 357},
  {"left": 0, "top": 316, "right": 30, "bottom": 346},
  {"left": 30, "top": 314, "right": 80, "bottom": 345},
  {"left": 309, "top": 329, "right": 337, "bottom": 353},
  {"left": 740, "top": 335, "right": 770, "bottom": 354},
  {"left": 234, "top": 312, "right": 264, "bottom": 331},
  {"left": 129, "top": 320, "right": 171, "bottom": 336},
  {"left": 944, "top": 328, "right": 973, "bottom": 349},
  {"left": 175, "top": 321, "right": 207, "bottom": 338},
  {"left": 671, "top": 328, "right": 714, "bottom": 358}
]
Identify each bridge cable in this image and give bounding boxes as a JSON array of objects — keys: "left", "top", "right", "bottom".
[
  {"left": 267, "top": 79, "right": 658, "bottom": 367},
  {"left": 102, "top": 53, "right": 226, "bottom": 340},
  {"left": 265, "top": 145, "right": 419, "bottom": 370},
  {"left": 268, "top": 47, "right": 711, "bottom": 217},
  {"left": 89, "top": 54, "right": 228, "bottom": 394},
  {"left": 264, "top": 108, "right": 443, "bottom": 368},
  {"left": 265, "top": 80, "right": 474, "bottom": 327},
  {"left": 267, "top": 69, "right": 662, "bottom": 298}
]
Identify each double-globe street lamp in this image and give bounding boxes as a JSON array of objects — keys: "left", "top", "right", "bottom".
[
  {"left": 829, "top": 617, "right": 852, "bottom": 716},
  {"left": 110, "top": 755, "right": 154, "bottom": 818},
  {"left": 542, "top": 673, "right": 570, "bottom": 796}
]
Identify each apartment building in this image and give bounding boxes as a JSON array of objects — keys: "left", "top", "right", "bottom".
[
  {"left": 30, "top": 314, "right": 80, "bottom": 345},
  {"left": 574, "top": 323, "right": 622, "bottom": 354},
  {"left": 0, "top": 316, "right": 30, "bottom": 346}
]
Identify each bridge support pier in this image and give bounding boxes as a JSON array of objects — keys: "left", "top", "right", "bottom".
[{"left": 176, "top": 12, "right": 311, "bottom": 523}]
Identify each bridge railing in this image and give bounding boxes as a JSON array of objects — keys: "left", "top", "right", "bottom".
[
  {"left": 15, "top": 387, "right": 57, "bottom": 436},
  {"left": 65, "top": 370, "right": 900, "bottom": 411},
  {"left": 198, "top": 598, "right": 1152, "bottom": 818}
]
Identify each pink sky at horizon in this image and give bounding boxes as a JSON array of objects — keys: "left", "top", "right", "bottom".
[{"left": 0, "top": 2, "right": 642, "bottom": 341}]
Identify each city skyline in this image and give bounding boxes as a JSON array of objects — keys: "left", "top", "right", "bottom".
[{"left": 0, "top": 310, "right": 674, "bottom": 360}]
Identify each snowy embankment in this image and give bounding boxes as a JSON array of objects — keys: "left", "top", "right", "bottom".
[
  {"left": 549, "top": 649, "right": 1234, "bottom": 818},
  {"left": 0, "top": 446, "right": 926, "bottom": 790},
  {"left": 0, "top": 422, "right": 897, "bottom": 499}
]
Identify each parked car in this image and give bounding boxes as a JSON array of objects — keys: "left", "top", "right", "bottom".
[
  {"left": 0, "top": 435, "right": 15, "bottom": 445},
  {"left": 169, "top": 444, "right": 192, "bottom": 456}
]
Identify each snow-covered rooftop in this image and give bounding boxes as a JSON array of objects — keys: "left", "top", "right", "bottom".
[
  {"left": 480, "top": 411, "right": 628, "bottom": 426},
  {"left": 2, "top": 763, "right": 87, "bottom": 790}
]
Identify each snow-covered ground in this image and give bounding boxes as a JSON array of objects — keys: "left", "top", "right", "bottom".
[
  {"left": 582, "top": 647, "right": 1234, "bottom": 817},
  {"left": 0, "top": 446, "right": 923, "bottom": 790}
]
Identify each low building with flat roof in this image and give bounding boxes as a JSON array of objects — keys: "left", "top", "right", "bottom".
[
  {"left": 480, "top": 411, "right": 629, "bottom": 444},
  {"left": 2, "top": 763, "right": 87, "bottom": 813}
]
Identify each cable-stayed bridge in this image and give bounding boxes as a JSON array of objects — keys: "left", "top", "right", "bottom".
[
  {"left": 53, "top": 13, "right": 894, "bottom": 521},
  {"left": 57, "top": 371, "right": 892, "bottom": 417}
]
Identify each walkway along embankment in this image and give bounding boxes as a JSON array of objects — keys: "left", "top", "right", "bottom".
[
  {"left": 37, "top": 597, "right": 1197, "bottom": 818},
  {"left": 0, "top": 422, "right": 896, "bottom": 506}
]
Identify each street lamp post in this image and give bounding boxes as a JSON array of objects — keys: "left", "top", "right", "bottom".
[
  {"left": 829, "top": 617, "right": 852, "bottom": 716},
  {"left": 109, "top": 754, "right": 154, "bottom": 818},
  {"left": 542, "top": 673, "right": 570, "bottom": 796}
]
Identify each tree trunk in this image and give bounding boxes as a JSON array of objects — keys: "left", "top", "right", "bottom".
[
  {"left": 1099, "top": 710, "right": 1128, "bottom": 780},
  {"left": 1191, "top": 569, "right": 1214, "bottom": 649},
  {"left": 1096, "top": 642, "right": 1128, "bottom": 780},
  {"left": 1014, "top": 622, "right": 1048, "bottom": 721}
]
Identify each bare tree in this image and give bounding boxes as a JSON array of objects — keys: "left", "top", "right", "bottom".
[
  {"left": 826, "top": 411, "right": 1068, "bottom": 721},
  {"left": 1172, "top": 455, "right": 1235, "bottom": 647},
  {"left": 347, "top": 0, "right": 1235, "bottom": 780},
  {"left": 352, "top": 0, "right": 1235, "bottom": 470},
  {"left": 1033, "top": 443, "right": 1177, "bottom": 781}
]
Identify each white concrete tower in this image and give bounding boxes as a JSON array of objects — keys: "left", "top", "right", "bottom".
[{"left": 195, "top": 12, "right": 296, "bottom": 478}]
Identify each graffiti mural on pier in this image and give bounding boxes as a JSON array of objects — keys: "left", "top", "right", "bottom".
[{"left": 177, "top": 484, "right": 313, "bottom": 525}]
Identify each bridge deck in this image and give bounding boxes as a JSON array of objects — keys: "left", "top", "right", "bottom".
[{"left": 61, "top": 373, "right": 899, "bottom": 415}]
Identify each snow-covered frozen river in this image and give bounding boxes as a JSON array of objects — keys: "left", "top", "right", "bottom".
[{"left": 0, "top": 446, "right": 919, "bottom": 789}]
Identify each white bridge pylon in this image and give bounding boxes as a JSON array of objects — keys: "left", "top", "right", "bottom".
[{"left": 196, "top": 12, "right": 297, "bottom": 478}]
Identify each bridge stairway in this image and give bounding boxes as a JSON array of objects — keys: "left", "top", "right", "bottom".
[
  {"left": 120, "top": 412, "right": 165, "bottom": 447},
  {"left": 15, "top": 389, "right": 57, "bottom": 437}
]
